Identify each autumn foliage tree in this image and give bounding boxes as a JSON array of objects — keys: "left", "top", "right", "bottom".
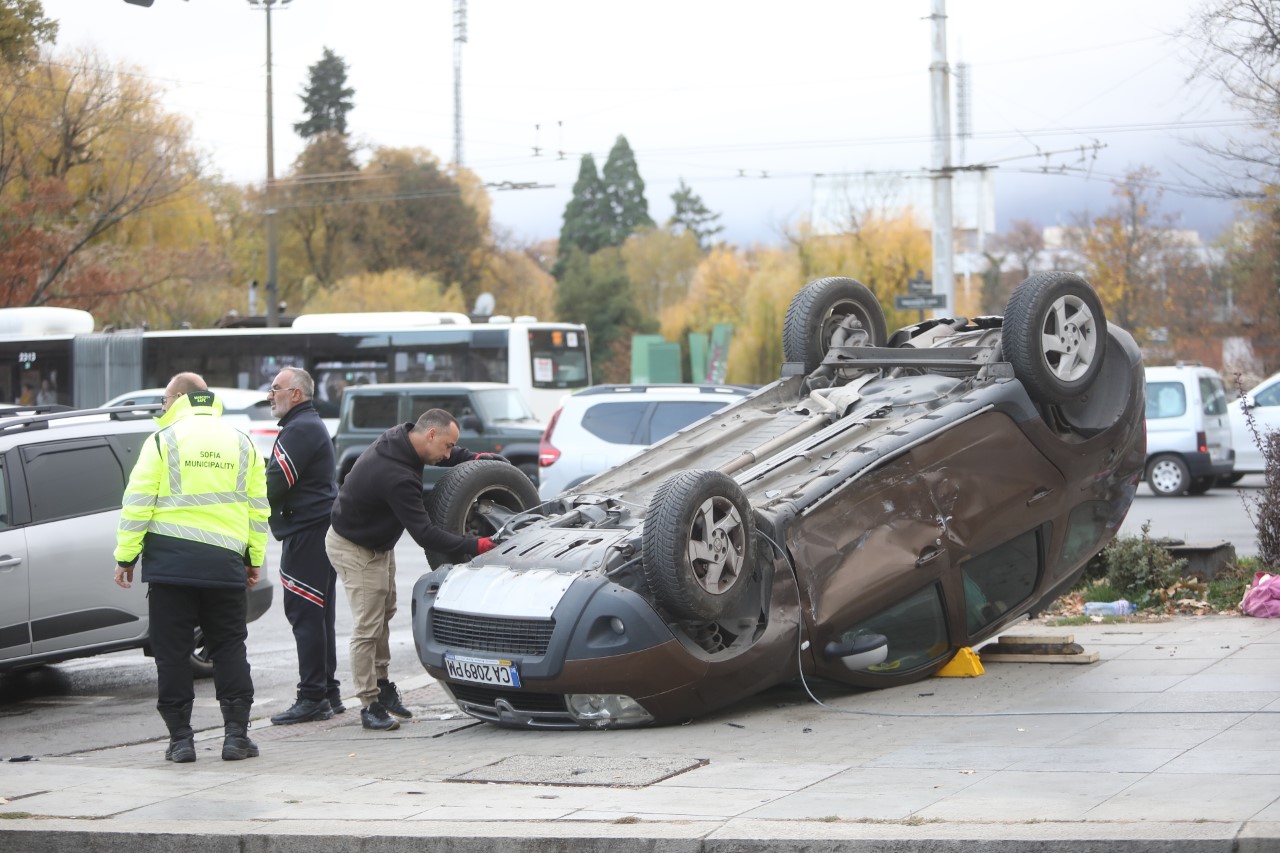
[{"left": 0, "top": 50, "right": 212, "bottom": 319}]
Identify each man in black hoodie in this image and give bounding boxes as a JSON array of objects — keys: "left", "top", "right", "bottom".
[
  {"left": 326, "top": 408, "right": 499, "bottom": 731},
  {"left": 265, "top": 367, "right": 343, "bottom": 725}
]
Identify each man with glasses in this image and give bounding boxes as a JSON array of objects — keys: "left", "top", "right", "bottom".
[
  {"left": 114, "top": 373, "right": 268, "bottom": 763},
  {"left": 264, "top": 367, "right": 344, "bottom": 725}
]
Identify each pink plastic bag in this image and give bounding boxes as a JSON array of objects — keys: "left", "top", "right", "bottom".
[{"left": 1241, "top": 572, "right": 1280, "bottom": 618}]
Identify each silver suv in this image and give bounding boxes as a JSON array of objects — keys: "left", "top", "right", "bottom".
[
  {"left": 537, "top": 384, "right": 751, "bottom": 499},
  {"left": 0, "top": 405, "right": 274, "bottom": 676}
]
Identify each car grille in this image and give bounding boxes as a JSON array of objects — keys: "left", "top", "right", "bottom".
[
  {"left": 445, "top": 684, "right": 576, "bottom": 729},
  {"left": 430, "top": 609, "right": 555, "bottom": 656}
]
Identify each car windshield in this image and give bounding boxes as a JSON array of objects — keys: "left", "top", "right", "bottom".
[{"left": 472, "top": 388, "right": 538, "bottom": 423}]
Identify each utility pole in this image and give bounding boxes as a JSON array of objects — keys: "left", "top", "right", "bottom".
[
  {"left": 929, "top": 0, "right": 955, "bottom": 319},
  {"left": 248, "top": 0, "right": 291, "bottom": 327},
  {"left": 453, "top": 0, "right": 467, "bottom": 168}
]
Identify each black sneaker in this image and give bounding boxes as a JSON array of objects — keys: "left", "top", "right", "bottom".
[
  {"left": 270, "top": 697, "right": 334, "bottom": 726},
  {"left": 361, "top": 701, "right": 400, "bottom": 731},
  {"left": 327, "top": 695, "right": 346, "bottom": 714},
  {"left": 377, "top": 680, "right": 413, "bottom": 719}
]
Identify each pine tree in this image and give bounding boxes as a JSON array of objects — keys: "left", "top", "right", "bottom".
[
  {"left": 555, "top": 154, "right": 610, "bottom": 277},
  {"left": 668, "top": 178, "right": 723, "bottom": 250},
  {"left": 294, "top": 47, "right": 355, "bottom": 139},
  {"left": 601, "top": 135, "right": 653, "bottom": 245}
]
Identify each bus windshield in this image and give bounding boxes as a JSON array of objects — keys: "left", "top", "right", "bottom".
[{"left": 528, "top": 327, "right": 589, "bottom": 390}]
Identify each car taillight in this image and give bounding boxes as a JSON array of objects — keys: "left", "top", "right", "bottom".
[
  {"left": 1196, "top": 430, "right": 1208, "bottom": 453},
  {"left": 539, "top": 406, "right": 562, "bottom": 467}
]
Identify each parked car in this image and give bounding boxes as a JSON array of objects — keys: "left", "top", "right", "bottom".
[
  {"left": 334, "top": 382, "right": 543, "bottom": 487},
  {"left": 538, "top": 384, "right": 753, "bottom": 499},
  {"left": 1226, "top": 371, "right": 1280, "bottom": 481},
  {"left": 1143, "top": 363, "right": 1234, "bottom": 496},
  {"left": 0, "top": 404, "right": 274, "bottom": 677},
  {"left": 408, "top": 272, "right": 1146, "bottom": 729},
  {"left": 102, "top": 387, "right": 279, "bottom": 458}
]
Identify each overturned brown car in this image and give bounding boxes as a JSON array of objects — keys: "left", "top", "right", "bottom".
[{"left": 410, "top": 272, "right": 1146, "bottom": 728}]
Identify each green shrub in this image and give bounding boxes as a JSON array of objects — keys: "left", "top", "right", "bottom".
[{"left": 1095, "top": 522, "right": 1188, "bottom": 609}]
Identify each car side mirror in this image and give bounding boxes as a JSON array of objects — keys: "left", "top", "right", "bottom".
[
  {"left": 460, "top": 414, "right": 483, "bottom": 433},
  {"left": 1241, "top": 394, "right": 1255, "bottom": 410}
]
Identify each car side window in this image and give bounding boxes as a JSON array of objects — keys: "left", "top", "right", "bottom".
[
  {"left": 23, "top": 441, "right": 124, "bottom": 524},
  {"left": 0, "top": 457, "right": 8, "bottom": 530},
  {"left": 646, "top": 401, "right": 728, "bottom": 444},
  {"left": 961, "top": 527, "right": 1040, "bottom": 635},
  {"left": 582, "top": 402, "right": 648, "bottom": 444},
  {"left": 837, "top": 583, "right": 949, "bottom": 674},
  {"left": 351, "top": 395, "right": 399, "bottom": 429},
  {"left": 410, "top": 395, "right": 465, "bottom": 420},
  {"left": 1256, "top": 383, "right": 1280, "bottom": 408},
  {"left": 1146, "top": 382, "right": 1185, "bottom": 419},
  {"left": 1200, "top": 377, "right": 1228, "bottom": 416}
]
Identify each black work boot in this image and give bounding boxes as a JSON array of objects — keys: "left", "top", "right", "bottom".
[
  {"left": 377, "top": 679, "right": 412, "bottom": 719},
  {"left": 219, "top": 699, "right": 260, "bottom": 761},
  {"left": 270, "top": 697, "right": 334, "bottom": 726},
  {"left": 361, "top": 701, "right": 400, "bottom": 731},
  {"left": 158, "top": 704, "right": 195, "bottom": 764},
  {"left": 326, "top": 693, "right": 346, "bottom": 714}
]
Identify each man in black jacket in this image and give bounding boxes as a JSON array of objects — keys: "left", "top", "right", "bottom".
[
  {"left": 265, "top": 367, "right": 343, "bottom": 725},
  {"left": 326, "top": 408, "right": 500, "bottom": 731}
]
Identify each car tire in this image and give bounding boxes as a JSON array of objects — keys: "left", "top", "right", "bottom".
[
  {"left": 191, "top": 629, "right": 214, "bottom": 679},
  {"left": 425, "top": 459, "right": 541, "bottom": 568},
  {"left": 517, "top": 461, "right": 539, "bottom": 485},
  {"left": 782, "top": 277, "right": 887, "bottom": 374},
  {"left": 1146, "top": 454, "right": 1190, "bottom": 497},
  {"left": 642, "top": 470, "right": 754, "bottom": 622},
  {"left": 1187, "top": 476, "right": 1214, "bottom": 496},
  {"left": 1002, "top": 271, "right": 1106, "bottom": 406}
]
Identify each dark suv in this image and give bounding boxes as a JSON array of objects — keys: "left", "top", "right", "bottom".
[
  {"left": 0, "top": 405, "right": 274, "bottom": 676},
  {"left": 333, "top": 382, "right": 544, "bottom": 487}
]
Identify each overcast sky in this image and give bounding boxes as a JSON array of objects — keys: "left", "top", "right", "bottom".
[{"left": 41, "top": 0, "right": 1244, "bottom": 245}]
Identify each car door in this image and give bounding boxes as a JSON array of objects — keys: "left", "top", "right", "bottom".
[
  {"left": 1200, "top": 374, "right": 1233, "bottom": 471},
  {"left": 1235, "top": 374, "right": 1280, "bottom": 473},
  {"left": 24, "top": 437, "right": 148, "bottom": 657},
  {"left": 0, "top": 455, "right": 32, "bottom": 663}
]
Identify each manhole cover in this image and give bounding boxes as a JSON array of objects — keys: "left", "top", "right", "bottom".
[{"left": 448, "top": 754, "right": 708, "bottom": 787}]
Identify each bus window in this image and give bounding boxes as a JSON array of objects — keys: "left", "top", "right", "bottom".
[{"left": 528, "top": 328, "right": 588, "bottom": 389}]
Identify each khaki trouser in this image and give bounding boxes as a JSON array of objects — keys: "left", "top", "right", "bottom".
[{"left": 325, "top": 529, "right": 396, "bottom": 708}]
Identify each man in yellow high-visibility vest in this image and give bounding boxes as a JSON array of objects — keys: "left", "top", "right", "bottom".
[{"left": 113, "top": 372, "right": 269, "bottom": 764}]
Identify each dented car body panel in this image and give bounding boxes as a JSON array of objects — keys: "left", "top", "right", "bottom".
[{"left": 411, "top": 273, "right": 1146, "bottom": 728}]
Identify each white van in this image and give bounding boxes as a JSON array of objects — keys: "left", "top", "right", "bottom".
[{"left": 1144, "top": 363, "right": 1234, "bottom": 496}]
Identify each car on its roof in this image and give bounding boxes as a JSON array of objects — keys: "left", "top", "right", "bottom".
[
  {"left": 537, "top": 384, "right": 752, "bottom": 499},
  {"left": 103, "top": 387, "right": 280, "bottom": 458},
  {"left": 408, "top": 272, "right": 1146, "bottom": 729},
  {"left": 0, "top": 404, "right": 274, "bottom": 677}
]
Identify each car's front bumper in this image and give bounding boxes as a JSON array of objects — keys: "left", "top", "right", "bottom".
[{"left": 411, "top": 565, "right": 697, "bottom": 728}]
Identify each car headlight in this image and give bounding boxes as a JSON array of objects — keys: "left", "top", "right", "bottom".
[{"left": 565, "top": 693, "right": 654, "bottom": 727}]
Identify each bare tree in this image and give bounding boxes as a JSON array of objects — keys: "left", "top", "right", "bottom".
[{"left": 1181, "top": 0, "right": 1280, "bottom": 198}]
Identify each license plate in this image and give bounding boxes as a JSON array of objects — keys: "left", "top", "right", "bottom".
[{"left": 444, "top": 653, "right": 522, "bottom": 688}]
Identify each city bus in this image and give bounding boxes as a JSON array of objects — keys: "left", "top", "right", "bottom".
[{"left": 0, "top": 308, "right": 591, "bottom": 422}]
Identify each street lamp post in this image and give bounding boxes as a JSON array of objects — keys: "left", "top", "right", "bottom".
[{"left": 248, "top": 0, "right": 291, "bottom": 327}]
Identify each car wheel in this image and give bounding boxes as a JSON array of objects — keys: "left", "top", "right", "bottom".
[
  {"left": 190, "top": 629, "right": 214, "bottom": 679},
  {"left": 425, "top": 459, "right": 541, "bottom": 567},
  {"left": 642, "top": 470, "right": 754, "bottom": 622},
  {"left": 1146, "top": 454, "right": 1190, "bottom": 497},
  {"left": 1002, "top": 271, "right": 1106, "bottom": 406},
  {"left": 782, "top": 277, "right": 887, "bottom": 374},
  {"left": 1187, "top": 476, "right": 1214, "bottom": 496}
]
